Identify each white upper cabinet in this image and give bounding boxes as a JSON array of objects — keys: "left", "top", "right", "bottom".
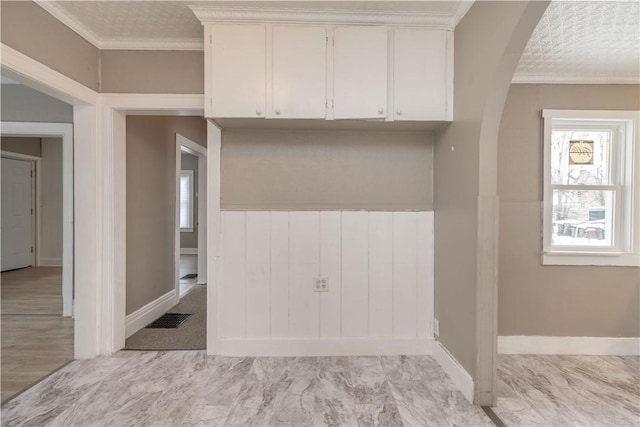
[
  {"left": 203, "top": 22, "right": 452, "bottom": 123},
  {"left": 333, "top": 26, "right": 388, "bottom": 119},
  {"left": 393, "top": 29, "right": 449, "bottom": 121},
  {"left": 273, "top": 26, "right": 327, "bottom": 119},
  {"left": 208, "top": 25, "right": 266, "bottom": 118}
]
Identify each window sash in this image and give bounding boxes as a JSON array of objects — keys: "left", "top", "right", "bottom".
[
  {"left": 180, "top": 171, "right": 194, "bottom": 231},
  {"left": 541, "top": 110, "right": 639, "bottom": 266}
]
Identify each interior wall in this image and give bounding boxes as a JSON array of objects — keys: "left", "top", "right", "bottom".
[
  {"left": 0, "top": 1, "right": 100, "bottom": 91},
  {"left": 180, "top": 153, "right": 199, "bottom": 249},
  {"left": 126, "top": 116, "right": 206, "bottom": 315},
  {"left": 222, "top": 130, "right": 433, "bottom": 210},
  {"left": 40, "top": 137, "right": 63, "bottom": 266},
  {"left": 498, "top": 84, "right": 640, "bottom": 338},
  {"left": 100, "top": 51, "right": 204, "bottom": 94},
  {"left": 0, "top": 84, "right": 74, "bottom": 123},
  {"left": 433, "top": 0, "right": 548, "bottom": 378},
  {"left": 1, "top": 137, "right": 41, "bottom": 157}
]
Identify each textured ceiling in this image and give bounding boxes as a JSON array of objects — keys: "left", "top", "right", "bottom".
[
  {"left": 34, "top": 0, "right": 640, "bottom": 83},
  {"left": 36, "top": 1, "right": 471, "bottom": 50},
  {"left": 514, "top": 1, "right": 640, "bottom": 83}
]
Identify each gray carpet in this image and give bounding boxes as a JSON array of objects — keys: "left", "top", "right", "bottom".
[{"left": 125, "top": 285, "right": 206, "bottom": 350}]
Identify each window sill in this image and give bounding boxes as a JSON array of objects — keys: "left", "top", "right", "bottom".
[
  {"left": 180, "top": 227, "right": 194, "bottom": 233},
  {"left": 542, "top": 251, "right": 640, "bottom": 267}
]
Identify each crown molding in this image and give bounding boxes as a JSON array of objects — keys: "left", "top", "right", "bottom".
[
  {"left": 512, "top": 73, "right": 640, "bottom": 84},
  {"left": 190, "top": 6, "right": 459, "bottom": 29},
  {"left": 99, "top": 39, "right": 204, "bottom": 51}
]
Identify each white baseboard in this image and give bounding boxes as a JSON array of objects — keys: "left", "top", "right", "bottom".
[
  {"left": 218, "top": 338, "right": 433, "bottom": 357},
  {"left": 433, "top": 341, "right": 474, "bottom": 402},
  {"left": 180, "top": 248, "right": 198, "bottom": 255},
  {"left": 39, "top": 257, "right": 62, "bottom": 267},
  {"left": 125, "top": 290, "right": 179, "bottom": 338},
  {"left": 498, "top": 336, "right": 640, "bottom": 356}
]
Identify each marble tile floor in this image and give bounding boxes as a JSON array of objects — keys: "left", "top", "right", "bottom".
[
  {"left": 494, "top": 354, "right": 640, "bottom": 427},
  {"left": 1, "top": 352, "right": 493, "bottom": 427}
]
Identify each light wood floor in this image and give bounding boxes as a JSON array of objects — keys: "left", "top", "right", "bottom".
[{"left": 1, "top": 267, "right": 74, "bottom": 404}]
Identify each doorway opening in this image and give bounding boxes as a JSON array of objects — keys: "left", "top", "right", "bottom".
[
  {"left": 122, "top": 117, "right": 208, "bottom": 351},
  {"left": 176, "top": 133, "right": 208, "bottom": 298},
  {"left": 1, "top": 116, "right": 74, "bottom": 402}
]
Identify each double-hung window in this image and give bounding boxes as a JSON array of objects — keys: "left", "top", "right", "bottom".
[
  {"left": 542, "top": 110, "right": 639, "bottom": 266},
  {"left": 180, "top": 170, "right": 194, "bottom": 232}
]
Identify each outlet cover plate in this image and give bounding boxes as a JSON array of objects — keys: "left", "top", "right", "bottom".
[{"left": 314, "top": 277, "right": 329, "bottom": 292}]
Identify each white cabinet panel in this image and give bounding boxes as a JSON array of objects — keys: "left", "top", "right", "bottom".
[
  {"left": 220, "top": 212, "right": 246, "bottom": 338},
  {"left": 341, "top": 212, "right": 369, "bottom": 337},
  {"left": 417, "top": 212, "right": 434, "bottom": 338},
  {"left": 394, "top": 29, "right": 448, "bottom": 121},
  {"left": 246, "top": 212, "right": 270, "bottom": 337},
  {"left": 289, "top": 212, "right": 320, "bottom": 337},
  {"left": 393, "top": 212, "right": 418, "bottom": 338},
  {"left": 319, "top": 212, "right": 341, "bottom": 337},
  {"left": 273, "top": 26, "right": 327, "bottom": 119},
  {"left": 210, "top": 25, "right": 266, "bottom": 118},
  {"left": 270, "top": 212, "right": 290, "bottom": 337},
  {"left": 369, "top": 212, "right": 393, "bottom": 337},
  {"left": 333, "top": 26, "right": 388, "bottom": 119}
]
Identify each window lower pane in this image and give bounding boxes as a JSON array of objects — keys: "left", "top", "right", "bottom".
[{"left": 552, "top": 189, "right": 615, "bottom": 248}]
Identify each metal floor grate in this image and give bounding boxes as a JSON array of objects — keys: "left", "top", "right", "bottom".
[{"left": 146, "top": 313, "right": 192, "bottom": 329}]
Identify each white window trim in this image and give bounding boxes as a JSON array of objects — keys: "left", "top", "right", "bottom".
[
  {"left": 180, "top": 170, "right": 195, "bottom": 233},
  {"left": 542, "top": 109, "right": 640, "bottom": 267}
]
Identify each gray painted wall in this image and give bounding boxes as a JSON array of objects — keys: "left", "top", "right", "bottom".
[
  {"left": 0, "top": 1, "right": 100, "bottom": 92},
  {"left": 433, "top": 1, "right": 547, "bottom": 377},
  {"left": 40, "top": 138, "right": 64, "bottom": 265},
  {"left": 222, "top": 130, "right": 433, "bottom": 210},
  {"left": 126, "top": 116, "right": 207, "bottom": 315},
  {"left": 180, "top": 153, "right": 199, "bottom": 249},
  {"left": 1, "top": 84, "right": 74, "bottom": 123},
  {"left": 498, "top": 84, "right": 640, "bottom": 338},
  {"left": 100, "top": 51, "right": 204, "bottom": 94}
]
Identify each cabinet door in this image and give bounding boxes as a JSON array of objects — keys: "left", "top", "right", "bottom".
[
  {"left": 333, "top": 26, "right": 387, "bottom": 119},
  {"left": 394, "top": 29, "right": 447, "bottom": 121},
  {"left": 273, "top": 26, "right": 327, "bottom": 119},
  {"left": 209, "top": 25, "right": 266, "bottom": 118}
]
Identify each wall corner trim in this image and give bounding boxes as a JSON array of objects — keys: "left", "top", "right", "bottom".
[
  {"left": 125, "top": 290, "right": 179, "bottom": 338},
  {"left": 218, "top": 338, "right": 433, "bottom": 357},
  {"left": 433, "top": 341, "right": 474, "bottom": 402},
  {"left": 498, "top": 336, "right": 640, "bottom": 356}
]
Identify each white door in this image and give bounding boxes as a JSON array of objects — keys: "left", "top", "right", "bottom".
[
  {"left": 209, "top": 24, "right": 266, "bottom": 118},
  {"left": 394, "top": 29, "right": 448, "bottom": 121},
  {"left": 333, "top": 26, "right": 388, "bottom": 119},
  {"left": 1, "top": 158, "right": 33, "bottom": 271},
  {"left": 273, "top": 26, "right": 327, "bottom": 119}
]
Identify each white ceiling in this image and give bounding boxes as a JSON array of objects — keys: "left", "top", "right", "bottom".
[
  {"left": 35, "top": 1, "right": 472, "bottom": 50},
  {"left": 34, "top": 0, "right": 640, "bottom": 83},
  {"left": 514, "top": 1, "right": 640, "bottom": 83}
]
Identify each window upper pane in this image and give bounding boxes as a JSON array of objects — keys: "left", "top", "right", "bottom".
[
  {"left": 180, "top": 173, "right": 192, "bottom": 229},
  {"left": 550, "top": 129, "right": 611, "bottom": 185}
]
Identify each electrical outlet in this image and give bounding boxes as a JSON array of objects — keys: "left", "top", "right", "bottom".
[
  {"left": 313, "top": 277, "right": 329, "bottom": 292},
  {"left": 434, "top": 318, "right": 440, "bottom": 338}
]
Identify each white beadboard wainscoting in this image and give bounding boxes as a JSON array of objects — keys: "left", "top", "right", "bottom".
[{"left": 218, "top": 211, "right": 434, "bottom": 356}]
